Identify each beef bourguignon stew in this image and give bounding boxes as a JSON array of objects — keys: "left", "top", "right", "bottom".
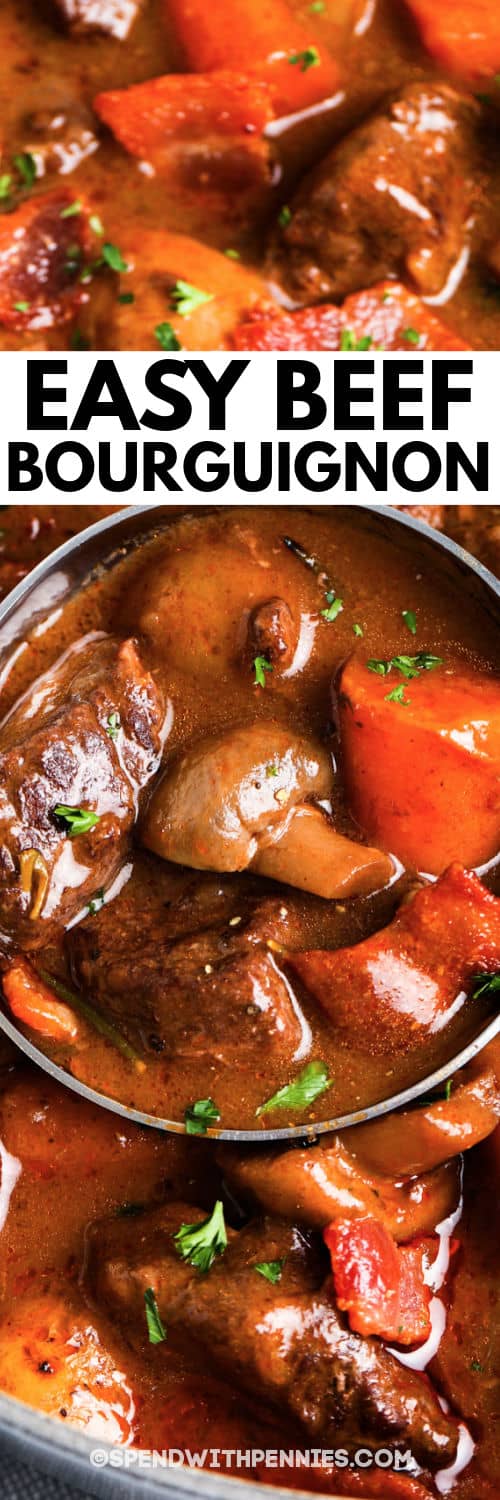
[
  {"left": 0, "top": 502, "right": 498, "bottom": 1500},
  {"left": 1, "top": 2, "right": 500, "bottom": 351}
]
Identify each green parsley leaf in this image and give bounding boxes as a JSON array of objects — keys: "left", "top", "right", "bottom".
[
  {"left": 184, "top": 1098, "right": 221, "bottom": 1135},
  {"left": 266, "top": 762, "right": 279, "bottom": 777},
  {"left": 89, "top": 213, "right": 104, "bottom": 237},
  {"left": 224, "top": 248, "right": 240, "bottom": 260},
  {"left": 367, "top": 658, "right": 391, "bottom": 676},
  {"left": 174, "top": 1200, "right": 227, "bottom": 1273},
  {"left": 402, "top": 609, "right": 417, "bottom": 636},
  {"left": 402, "top": 327, "right": 421, "bottom": 345},
  {"left": 278, "top": 205, "right": 292, "bottom": 228},
  {"left": 288, "top": 45, "right": 320, "bottom": 70},
  {"left": 13, "top": 301, "right": 29, "bottom": 314},
  {"left": 471, "top": 971, "right": 500, "bottom": 1000},
  {"left": 367, "top": 653, "right": 443, "bottom": 681},
  {"left": 88, "top": 887, "right": 105, "bottom": 917},
  {"left": 0, "top": 175, "right": 12, "bottom": 201},
  {"left": 321, "top": 592, "right": 343, "bottom": 622},
  {"left": 444, "top": 1079, "right": 453, "bottom": 1101},
  {"left": 353, "top": 623, "right": 364, "bottom": 637},
  {"left": 255, "top": 1259, "right": 285, "bottom": 1284},
  {"left": 385, "top": 683, "right": 410, "bottom": 705},
  {"left": 253, "top": 655, "right": 273, "bottom": 688},
  {"left": 70, "top": 329, "right": 89, "bottom": 350},
  {"left": 256, "top": 1060, "right": 331, "bottom": 1116},
  {"left": 171, "top": 280, "right": 214, "bottom": 317},
  {"left": 106, "top": 711, "right": 120, "bottom": 741},
  {"left": 102, "top": 241, "right": 128, "bottom": 273},
  {"left": 14, "top": 152, "right": 37, "bottom": 188},
  {"left": 309, "top": 1, "right": 325, "bottom": 11},
  {"left": 118, "top": 291, "right": 135, "bottom": 305},
  {"left": 144, "top": 1287, "right": 166, "bottom": 1345},
  {"left": 470, "top": 1359, "right": 484, "bottom": 1373},
  {"left": 340, "top": 329, "right": 373, "bottom": 352},
  {"left": 155, "top": 321, "right": 181, "bottom": 351},
  {"left": 53, "top": 804, "right": 100, "bottom": 837},
  {"left": 60, "top": 200, "right": 82, "bottom": 219}
]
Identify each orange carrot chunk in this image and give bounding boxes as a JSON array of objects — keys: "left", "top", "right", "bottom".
[
  {"left": 336, "top": 656, "right": 500, "bottom": 874},
  {"left": 95, "top": 71, "right": 275, "bottom": 161},
  {"left": 289, "top": 865, "right": 500, "bottom": 1052},
  {"left": 404, "top": 0, "right": 500, "bottom": 82},
  {"left": 161, "top": 0, "right": 339, "bottom": 115},
  {"left": 324, "top": 1216, "right": 433, "bottom": 1344},
  {"left": 3, "top": 959, "right": 79, "bottom": 1042},
  {"left": 232, "top": 282, "right": 469, "bottom": 351}
]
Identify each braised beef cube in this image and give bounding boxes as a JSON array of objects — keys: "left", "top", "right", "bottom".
[
  {"left": 86, "top": 1203, "right": 460, "bottom": 1471},
  {"left": 0, "top": 636, "right": 166, "bottom": 948},
  {"left": 270, "top": 84, "right": 481, "bottom": 303},
  {"left": 67, "top": 872, "right": 308, "bottom": 1066}
]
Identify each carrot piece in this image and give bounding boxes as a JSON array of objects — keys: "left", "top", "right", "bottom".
[
  {"left": 289, "top": 865, "right": 500, "bottom": 1052},
  {"left": 0, "top": 192, "right": 91, "bottom": 332},
  {"left": 161, "top": 0, "right": 339, "bottom": 114},
  {"left": 232, "top": 282, "right": 470, "bottom": 351},
  {"left": 95, "top": 71, "right": 275, "bottom": 161},
  {"left": 404, "top": 0, "right": 500, "bottom": 81},
  {"left": 336, "top": 656, "right": 500, "bottom": 873},
  {"left": 324, "top": 1216, "right": 433, "bottom": 1344},
  {"left": 3, "top": 959, "right": 79, "bottom": 1042}
]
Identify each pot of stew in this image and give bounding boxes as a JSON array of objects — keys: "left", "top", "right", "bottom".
[{"left": 0, "top": 501, "right": 497, "bottom": 1500}]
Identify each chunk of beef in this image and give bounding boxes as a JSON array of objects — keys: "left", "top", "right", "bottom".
[
  {"left": 270, "top": 84, "right": 480, "bottom": 303},
  {"left": 86, "top": 1204, "right": 459, "bottom": 1470},
  {"left": 0, "top": 636, "right": 166, "bottom": 948},
  {"left": 51, "top": 0, "right": 143, "bottom": 41},
  {"left": 0, "top": 191, "right": 93, "bottom": 333},
  {"left": 289, "top": 866, "right": 500, "bottom": 1053},
  {"left": 219, "top": 1134, "right": 461, "bottom": 1242},
  {"left": 67, "top": 868, "right": 308, "bottom": 1065}
]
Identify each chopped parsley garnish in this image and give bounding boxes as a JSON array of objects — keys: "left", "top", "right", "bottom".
[
  {"left": 289, "top": 45, "right": 320, "bottom": 70},
  {"left": 253, "top": 655, "right": 273, "bottom": 688},
  {"left": 471, "top": 971, "right": 500, "bottom": 1000},
  {"left": 14, "top": 152, "right": 37, "bottom": 188},
  {"left": 309, "top": 1, "right": 325, "bottom": 11},
  {"left": 184, "top": 1098, "right": 221, "bottom": 1135},
  {"left": 171, "top": 280, "right": 214, "bottom": 317},
  {"left": 89, "top": 213, "right": 104, "bottom": 237},
  {"left": 155, "top": 321, "right": 181, "bottom": 351},
  {"left": 266, "top": 762, "right": 279, "bottom": 777},
  {"left": 385, "top": 683, "right": 410, "bottom": 705},
  {"left": 444, "top": 1079, "right": 453, "bottom": 1101},
  {"left": 321, "top": 590, "right": 343, "bottom": 623},
  {"left": 470, "top": 1359, "right": 484, "bottom": 1373},
  {"left": 60, "top": 200, "right": 82, "bottom": 219},
  {"left": 118, "top": 291, "right": 135, "bottom": 305},
  {"left": 278, "top": 205, "right": 292, "bottom": 228},
  {"left": 144, "top": 1288, "right": 166, "bottom": 1345},
  {"left": 174, "top": 1200, "right": 227, "bottom": 1273},
  {"left": 340, "top": 329, "right": 373, "bottom": 352},
  {"left": 0, "top": 175, "right": 12, "bottom": 201},
  {"left": 106, "top": 711, "right": 120, "bottom": 741},
  {"left": 402, "top": 609, "right": 417, "bottom": 636},
  {"left": 256, "top": 1060, "right": 331, "bottom": 1116},
  {"left": 402, "top": 327, "right": 421, "bottom": 345},
  {"left": 353, "top": 623, "right": 364, "bottom": 637},
  {"left": 367, "top": 652, "right": 443, "bottom": 681},
  {"left": 255, "top": 1259, "right": 285, "bottom": 1284},
  {"left": 13, "top": 301, "right": 29, "bottom": 314},
  {"left": 102, "top": 241, "right": 128, "bottom": 273},
  {"left": 224, "top": 248, "right": 240, "bottom": 259},
  {"left": 71, "top": 329, "right": 90, "bottom": 351},
  {"left": 88, "top": 887, "right": 105, "bottom": 916},
  {"left": 53, "top": 804, "right": 100, "bottom": 837}
]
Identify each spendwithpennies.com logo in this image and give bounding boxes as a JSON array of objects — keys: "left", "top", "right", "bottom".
[{"left": 90, "top": 1448, "right": 415, "bottom": 1472}]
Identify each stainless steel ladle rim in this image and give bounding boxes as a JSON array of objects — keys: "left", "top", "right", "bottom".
[
  {"left": 0, "top": 499, "right": 498, "bottom": 1141},
  {"left": 0, "top": 1003, "right": 498, "bottom": 1141}
]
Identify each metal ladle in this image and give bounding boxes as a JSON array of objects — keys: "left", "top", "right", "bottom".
[{"left": 0, "top": 500, "right": 498, "bottom": 1142}]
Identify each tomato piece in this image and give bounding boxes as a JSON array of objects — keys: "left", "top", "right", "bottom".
[
  {"left": 232, "top": 282, "right": 470, "bottom": 351},
  {"left": 324, "top": 1216, "right": 433, "bottom": 1344}
]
